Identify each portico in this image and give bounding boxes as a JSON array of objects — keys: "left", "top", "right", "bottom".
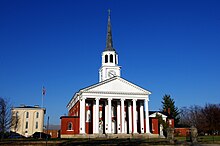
[{"left": 67, "top": 76, "right": 151, "bottom": 135}]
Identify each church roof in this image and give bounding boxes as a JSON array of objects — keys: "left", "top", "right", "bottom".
[
  {"left": 104, "top": 10, "right": 116, "bottom": 52},
  {"left": 67, "top": 76, "right": 151, "bottom": 109},
  {"left": 149, "top": 111, "right": 168, "bottom": 118},
  {"left": 80, "top": 76, "right": 151, "bottom": 95}
]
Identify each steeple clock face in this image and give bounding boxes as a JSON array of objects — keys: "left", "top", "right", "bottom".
[{"left": 108, "top": 70, "right": 116, "bottom": 77}]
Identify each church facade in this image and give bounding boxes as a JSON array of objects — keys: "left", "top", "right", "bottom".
[{"left": 60, "top": 12, "right": 151, "bottom": 138}]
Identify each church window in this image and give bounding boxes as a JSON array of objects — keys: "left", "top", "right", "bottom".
[
  {"left": 105, "top": 55, "right": 108, "bottom": 63},
  {"left": 111, "top": 106, "right": 116, "bottom": 117},
  {"left": 115, "top": 55, "right": 117, "bottom": 64},
  {"left": 110, "top": 54, "right": 113, "bottom": 63},
  {"left": 67, "top": 122, "right": 72, "bottom": 130},
  {"left": 86, "top": 110, "right": 91, "bottom": 122},
  {"left": 99, "top": 111, "right": 102, "bottom": 119}
]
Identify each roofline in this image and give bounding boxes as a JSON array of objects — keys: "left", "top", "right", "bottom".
[
  {"left": 12, "top": 107, "right": 46, "bottom": 110},
  {"left": 60, "top": 116, "right": 79, "bottom": 119},
  {"left": 66, "top": 76, "right": 152, "bottom": 110}
]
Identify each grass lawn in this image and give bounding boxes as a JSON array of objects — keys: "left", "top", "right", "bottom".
[
  {"left": 198, "top": 135, "right": 220, "bottom": 143},
  {"left": 1, "top": 136, "right": 220, "bottom": 145},
  {"left": 175, "top": 135, "right": 220, "bottom": 144}
]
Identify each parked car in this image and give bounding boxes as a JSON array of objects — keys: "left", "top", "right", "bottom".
[
  {"left": 8, "top": 132, "right": 25, "bottom": 139},
  {"left": 32, "top": 132, "right": 51, "bottom": 139}
]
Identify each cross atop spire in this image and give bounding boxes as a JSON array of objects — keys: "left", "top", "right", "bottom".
[
  {"left": 108, "top": 9, "right": 111, "bottom": 16},
  {"left": 104, "top": 9, "right": 116, "bottom": 52}
]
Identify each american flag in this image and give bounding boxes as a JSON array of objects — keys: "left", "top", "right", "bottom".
[{"left": 42, "top": 86, "right": 46, "bottom": 96}]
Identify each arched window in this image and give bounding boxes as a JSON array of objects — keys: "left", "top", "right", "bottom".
[
  {"left": 26, "top": 112, "right": 29, "bottom": 118},
  {"left": 67, "top": 122, "right": 72, "bottom": 130},
  {"left": 111, "top": 106, "right": 116, "bottom": 117},
  {"left": 110, "top": 54, "right": 113, "bottom": 63},
  {"left": 86, "top": 110, "right": 91, "bottom": 122},
  {"left": 36, "top": 112, "right": 39, "bottom": 118},
  {"left": 115, "top": 55, "right": 117, "bottom": 64},
  {"left": 105, "top": 55, "right": 108, "bottom": 63}
]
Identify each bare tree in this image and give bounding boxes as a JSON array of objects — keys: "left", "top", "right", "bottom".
[
  {"left": 202, "top": 104, "right": 220, "bottom": 135},
  {"left": 0, "top": 97, "right": 14, "bottom": 139},
  {"left": 180, "top": 104, "right": 220, "bottom": 135},
  {"left": 11, "top": 110, "right": 20, "bottom": 133},
  {"left": 179, "top": 105, "right": 205, "bottom": 133}
]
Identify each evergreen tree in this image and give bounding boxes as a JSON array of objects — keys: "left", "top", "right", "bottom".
[{"left": 161, "top": 94, "right": 180, "bottom": 127}]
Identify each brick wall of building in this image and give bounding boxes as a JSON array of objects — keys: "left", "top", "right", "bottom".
[
  {"left": 175, "top": 128, "right": 190, "bottom": 136},
  {"left": 44, "top": 129, "right": 60, "bottom": 138},
  {"left": 151, "top": 118, "right": 159, "bottom": 134},
  {"left": 60, "top": 116, "right": 79, "bottom": 135}
]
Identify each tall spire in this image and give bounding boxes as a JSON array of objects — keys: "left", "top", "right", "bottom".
[{"left": 105, "top": 9, "right": 115, "bottom": 52}]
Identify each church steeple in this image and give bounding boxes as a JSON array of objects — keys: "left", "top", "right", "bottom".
[
  {"left": 99, "top": 10, "right": 121, "bottom": 82},
  {"left": 105, "top": 9, "right": 115, "bottom": 52}
]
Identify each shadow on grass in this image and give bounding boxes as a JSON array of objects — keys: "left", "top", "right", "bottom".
[{"left": 60, "top": 138, "right": 170, "bottom": 146}]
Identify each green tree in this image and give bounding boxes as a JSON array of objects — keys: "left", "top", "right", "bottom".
[
  {"left": 155, "top": 114, "right": 168, "bottom": 137},
  {"left": 161, "top": 94, "right": 180, "bottom": 127}
]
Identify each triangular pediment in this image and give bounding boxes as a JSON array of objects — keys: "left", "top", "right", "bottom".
[
  {"left": 149, "top": 112, "right": 167, "bottom": 118},
  {"left": 81, "top": 76, "right": 151, "bottom": 95}
]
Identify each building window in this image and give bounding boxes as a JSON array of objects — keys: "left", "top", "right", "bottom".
[
  {"left": 169, "top": 119, "right": 172, "bottom": 125},
  {"left": 110, "top": 54, "right": 113, "bottom": 63},
  {"left": 67, "top": 122, "right": 72, "bottom": 130},
  {"left": 36, "top": 122, "right": 38, "bottom": 129},
  {"left": 36, "top": 112, "right": 39, "bottom": 118},
  {"left": 112, "top": 106, "right": 116, "bottom": 117},
  {"left": 115, "top": 55, "right": 117, "bottom": 64},
  {"left": 99, "top": 111, "right": 102, "bottom": 119},
  {"left": 26, "top": 112, "right": 29, "bottom": 118},
  {"left": 25, "top": 121, "right": 28, "bottom": 129},
  {"left": 105, "top": 55, "right": 108, "bottom": 63},
  {"left": 86, "top": 110, "right": 91, "bottom": 122}
]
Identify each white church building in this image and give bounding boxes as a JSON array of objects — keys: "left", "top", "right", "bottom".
[{"left": 60, "top": 12, "right": 152, "bottom": 138}]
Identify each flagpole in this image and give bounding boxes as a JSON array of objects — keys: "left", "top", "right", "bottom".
[
  {"left": 42, "top": 86, "right": 44, "bottom": 108},
  {"left": 42, "top": 86, "right": 46, "bottom": 108}
]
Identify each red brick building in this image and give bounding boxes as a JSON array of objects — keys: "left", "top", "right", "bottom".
[{"left": 149, "top": 111, "right": 174, "bottom": 137}]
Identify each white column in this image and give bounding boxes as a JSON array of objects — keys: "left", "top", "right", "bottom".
[
  {"left": 79, "top": 97, "right": 86, "bottom": 134},
  {"left": 145, "top": 98, "right": 150, "bottom": 133},
  {"left": 94, "top": 98, "right": 100, "bottom": 134},
  {"left": 108, "top": 98, "right": 112, "bottom": 133},
  {"left": 133, "top": 99, "right": 137, "bottom": 133},
  {"left": 121, "top": 98, "right": 125, "bottom": 133},
  {"left": 93, "top": 100, "right": 96, "bottom": 133},
  {"left": 117, "top": 101, "right": 121, "bottom": 134},
  {"left": 104, "top": 101, "right": 108, "bottom": 134},
  {"left": 128, "top": 101, "right": 132, "bottom": 134},
  {"left": 140, "top": 101, "right": 144, "bottom": 133}
]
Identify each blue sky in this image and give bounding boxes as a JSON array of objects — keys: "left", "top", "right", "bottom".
[{"left": 0, "top": 0, "right": 220, "bottom": 125}]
